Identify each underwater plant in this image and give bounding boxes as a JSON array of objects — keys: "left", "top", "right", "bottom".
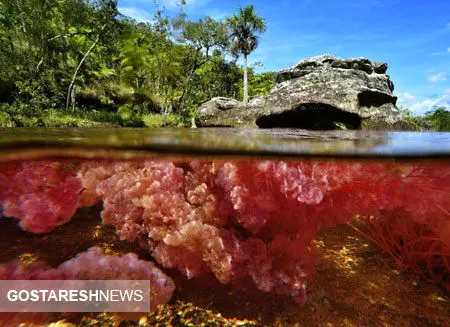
[
  {"left": 0, "top": 159, "right": 449, "bottom": 312},
  {"left": 0, "top": 246, "right": 174, "bottom": 325},
  {"left": 350, "top": 209, "right": 450, "bottom": 292},
  {"left": 0, "top": 161, "right": 82, "bottom": 233}
]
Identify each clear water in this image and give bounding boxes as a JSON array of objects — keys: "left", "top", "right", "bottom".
[
  {"left": 0, "top": 128, "right": 449, "bottom": 327},
  {"left": 1, "top": 128, "right": 450, "bottom": 159}
]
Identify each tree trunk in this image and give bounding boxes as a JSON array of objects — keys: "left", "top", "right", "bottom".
[
  {"left": 190, "top": 117, "right": 197, "bottom": 128},
  {"left": 177, "top": 52, "right": 206, "bottom": 112},
  {"left": 65, "top": 25, "right": 105, "bottom": 111},
  {"left": 243, "top": 54, "right": 248, "bottom": 105}
]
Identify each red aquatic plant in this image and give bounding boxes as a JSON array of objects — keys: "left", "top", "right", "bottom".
[
  {"left": 0, "top": 158, "right": 449, "bottom": 306},
  {"left": 0, "top": 160, "right": 82, "bottom": 233},
  {"left": 80, "top": 159, "right": 447, "bottom": 304},
  {"left": 0, "top": 246, "right": 174, "bottom": 307},
  {"left": 346, "top": 163, "right": 450, "bottom": 291},
  {"left": 0, "top": 246, "right": 175, "bottom": 325},
  {"left": 350, "top": 208, "right": 450, "bottom": 292},
  {"left": 81, "top": 159, "right": 378, "bottom": 304}
]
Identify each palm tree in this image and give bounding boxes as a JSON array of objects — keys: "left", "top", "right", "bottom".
[{"left": 227, "top": 5, "right": 266, "bottom": 105}]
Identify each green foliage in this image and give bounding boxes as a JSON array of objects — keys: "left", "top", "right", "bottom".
[
  {"left": 226, "top": 5, "right": 266, "bottom": 57},
  {"left": 0, "top": 110, "right": 15, "bottom": 127},
  {"left": 399, "top": 106, "right": 450, "bottom": 131},
  {"left": 226, "top": 5, "right": 266, "bottom": 104},
  {"left": 247, "top": 70, "right": 274, "bottom": 97},
  {"left": 41, "top": 109, "right": 107, "bottom": 127},
  {"left": 142, "top": 113, "right": 164, "bottom": 127},
  {"left": 0, "top": 102, "right": 44, "bottom": 127},
  {"left": 0, "top": 1, "right": 270, "bottom": 127},
  {"left": 398, "top": 107, "right": 420, "bottom": 131},
  {"left": 423, "top": 107, "right": 450, "bottom": 131},
  {"left": 142, "top": 113, "right": 183, "bottom": 128},
  {"left": 181, "top": 17, "right": 229, "bottom": 53}
]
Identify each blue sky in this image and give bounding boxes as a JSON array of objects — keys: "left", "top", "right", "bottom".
[{"left": 118, "top": 0, "right": 450, "bottom": 116}]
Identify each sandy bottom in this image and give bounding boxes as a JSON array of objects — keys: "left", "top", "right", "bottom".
[{"left": 0, "top": 206, "right": 449, "bottom": 327}]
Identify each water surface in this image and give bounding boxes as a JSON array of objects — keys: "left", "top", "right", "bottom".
[{"left": 1, "top": 128, "right": 450, "bottom": 160}]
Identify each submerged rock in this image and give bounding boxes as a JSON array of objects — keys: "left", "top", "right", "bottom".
[{"left": 197, "top": 54, "right": 411, "bottom": 130}]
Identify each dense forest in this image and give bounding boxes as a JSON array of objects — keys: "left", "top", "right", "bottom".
[
  {"left": 399, "top": 107, "right": 450, "bottom": 132},
  {"left": 0, "top": 0, "right": 273, "bottom": 127},
  {"left": 0, "top": 0, "right": 448, "bottom": 130}
]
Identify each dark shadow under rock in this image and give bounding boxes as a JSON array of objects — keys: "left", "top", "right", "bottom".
[
  {"left": 358, "top": 90, "right": 397, "bottom": 107},
  {"left": 256, "top": 103, "right": 362, "bottom": 130}
]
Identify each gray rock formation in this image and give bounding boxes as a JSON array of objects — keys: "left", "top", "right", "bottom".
[
  {"left": 197, "top": 54, "right": 411, "bottom": 130},
  {"left": 197, "top": 97, "right": 264, "bottom": 127}
]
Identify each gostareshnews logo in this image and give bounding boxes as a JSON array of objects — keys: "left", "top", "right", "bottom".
[{"left": 0, "top": 280, "right": 150, "bottom": 312}]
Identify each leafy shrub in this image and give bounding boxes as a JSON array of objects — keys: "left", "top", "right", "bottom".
[
  {"left": 0, "top": 111, "right": 15, "bottom": 127},
  {"left": 424, "top": 107, "right": 450, "bottom": 131},
  {"left": 142, "top": 113, "right": 184, "bottom": 128},
  {"left": 398, "top": 107, "right": 420, "bottom": 131},
  {"left": 41, "top": 109, "right": 105, "bottom": 127},
  {"left": 142, "top": 113, "right": 164, "bottom": 127}
]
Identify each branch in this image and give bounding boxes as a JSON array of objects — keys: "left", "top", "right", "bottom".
[
  {"left": 65, "top": 24, "right": 106, "bottom": 111},
  {"left": 48, "top": 31, "right": 92, "bottom": 42},
  {"left": 36, "top": 57, "right": 44, "bottom": 71}
]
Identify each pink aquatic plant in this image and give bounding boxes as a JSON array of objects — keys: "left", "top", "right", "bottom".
[
  {"left": 0, "top": 246, "right": 175, "bottom": 325},
  {"left": 0, "top": 247, "right": 174, "bottom": 308},
  {"left": 1, "top": 159, "right": 449, "bottom": 306},
  {"left": 81, "top": 159, "right": 450, "bottom": 302},
  {"left": 59, "top": 247, "right": 175, "bottom": 307},
  {"left": 0, "top": 161, "right": 82, "bottom": 233}
]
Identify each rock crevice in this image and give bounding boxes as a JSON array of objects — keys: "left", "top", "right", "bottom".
[{"left": 256, "top": 103, "right": 362, "bottom": 130}]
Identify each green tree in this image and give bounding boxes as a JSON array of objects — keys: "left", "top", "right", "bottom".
[
  {"left": 0, "top": 0, "right": 251, "bottom": 127},
  {"left": 65, "top": 0, "right": 119, "bottom": 110},
  {"left": 424, "top": 106, "right": 450, "bottom": 131},
  {"left": 399, "top": 106, "right": 450, "bottom": 131},
  {"left": 177, "top": 16, "right": 229, "bottom": 112},
  {"left": 398, "top": 107, "right": 420, "bottom": 131},
  {"left": 226, "top": 5, "right": 266, "bottom": 105},
  {"left": 247, "top": 69, "right": 274, "bottom": 97}
]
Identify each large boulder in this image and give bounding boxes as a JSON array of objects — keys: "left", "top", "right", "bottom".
[
  {"left": 197, "top": 97, "right": 263, "bottom": 127},
  {"left": 197, "top": 55, "right": 411, "bottom": 130}
]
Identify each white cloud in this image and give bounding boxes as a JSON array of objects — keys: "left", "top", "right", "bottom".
[
  {"left": 397, "top": 92, "right": 420, "bottom": 113},
  {"left": 404, "top": 91, "right": 450, "bottom": 115},
  {"left": 351, "top": 0, "right": 399, "bottom": 8},
  {"left": 397, "top": 92, "right": 416, "bottom": 107},
  {"left": 119, "top": 7, "right": 153, "bottom": 23},
  {"left": 427, "top": 72, "right": 448, "bottom": 83},
  {"left": 410, "top": 99, "right": 438, "bottom": 115},
  {"left": 118, "top": 0, "right": 211, "bottom": 17}
]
